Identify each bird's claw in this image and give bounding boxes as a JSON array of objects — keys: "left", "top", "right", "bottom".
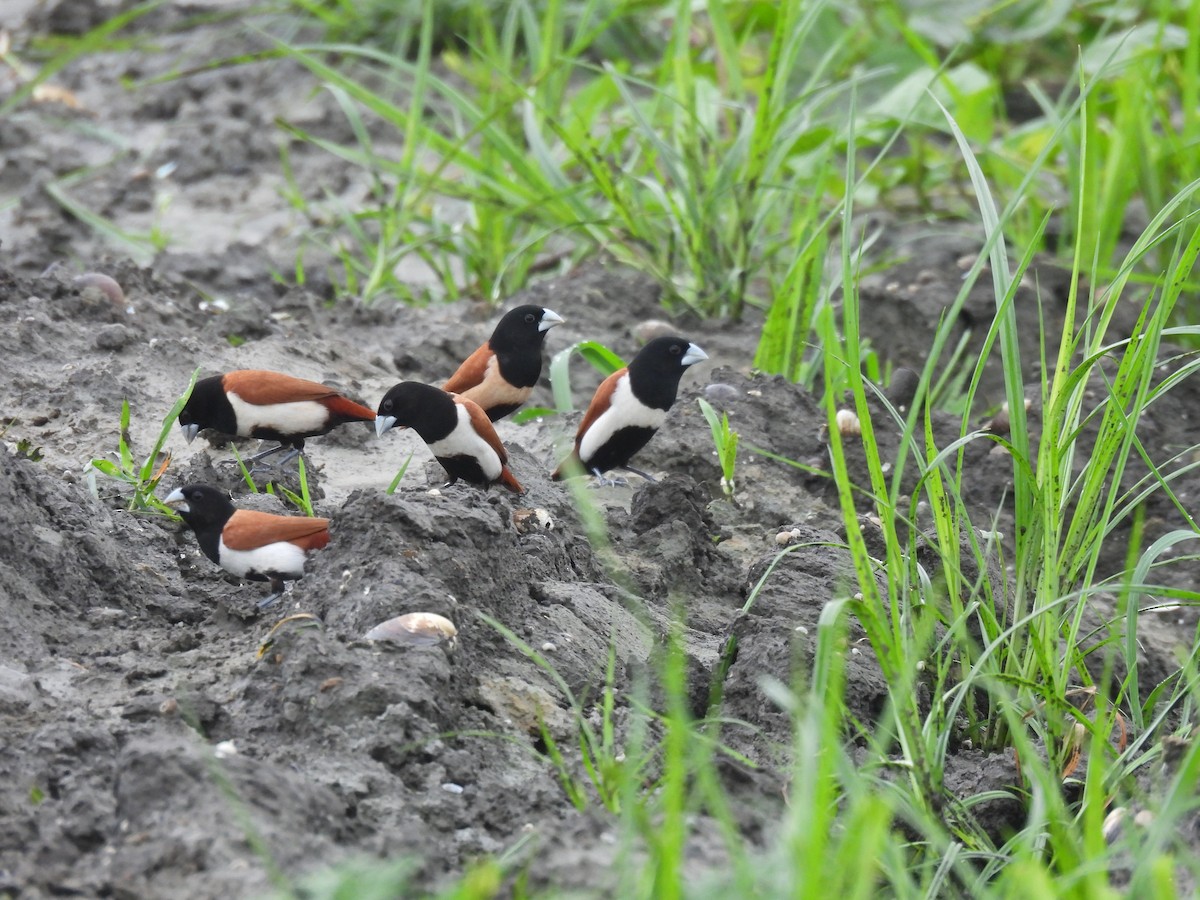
[{"left": 589, "top": 472, "right": 628, "bottom": 488}]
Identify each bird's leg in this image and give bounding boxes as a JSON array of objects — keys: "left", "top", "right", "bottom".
[
  {"left": 246, "top": 447, "right": 305, "bottom": 479},
  {"left": 242, "top": 442, "right": 290, "bottom": 464},
  {"left": 268, "top": 447, "right": 303, "bottom": 469},
  {"left": 589, "top": 468, "right": 628, "bottom": 488},
  {"left": 257, "top": 578, "right": 286, "bottom": 609},
  {"left": 620, "top": 465, "right": 658, "bottom": 484}
]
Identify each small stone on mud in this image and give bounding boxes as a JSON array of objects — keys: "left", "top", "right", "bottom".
[
  {"left": 86, "top": 607, "right": 125, "bottom": 623},
  {"left": 887, "top": 367, "right": 920, "bottom": 410},
  {"left": 159, "top": 698, "right": 178, "bottom": 716},
  {"left": 703, "top": 383, "right": 741, "bottom": 409},
  {"left": 441, "top": 783, "right": 464, "bottom": 794},
  {"left": 95, "top": 324, "right": 136, "bottom": 351},
  {"left": 633, "top": 319, "right": 677, "bottom": 343},
  {"left": 541, "top": 642, "right": 557, "bottom": 652}
]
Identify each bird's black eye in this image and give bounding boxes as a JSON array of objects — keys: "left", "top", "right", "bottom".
[
  {"left": 670, "top": 344, "right": 682, "bottom": 355},
  {"left": 525, "top": 313, "right": 536, "bottom": 324},
  {"left": 382, "top": 399, "right": 392, "bottom": 411}
]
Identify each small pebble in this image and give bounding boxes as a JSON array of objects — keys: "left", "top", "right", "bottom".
[
  {"left": 94, "top": 324, "right": 135, "bottom": 351},
  {"left": 633, "top": 320, "right": 677, "bottom": 343},
  {"left": 887, "top": 368, "right": 920, "bottom": 410},
  {"left": 441, "top": 783, "right": 464, "bottom": 794},
  {"left": 86, "top": 607, "right": 125, "bottom": 624},
  {"left": 541, "top": 642, "right": 557, "bottom": 653},
  {"left": 703, "top": 383, "right": 740, "bottom": 408}
]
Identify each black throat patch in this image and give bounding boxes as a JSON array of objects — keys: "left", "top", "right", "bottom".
[{"left": 181, "top": 376, "right": 238, "bottom": 435}]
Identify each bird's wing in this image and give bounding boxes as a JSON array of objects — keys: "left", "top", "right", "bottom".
[
  {"left": 442, "top": 344, "right": 493, "bottom": 394},
  {"left": 224, "top": 509, "right": 331, "bottom": 551},
  {"left": 223, "top": 370, "right": 338, "bottom": 405},
  {"left": 458, "top": 396, "right": 509, "bottom": 466},
  {"left": 573, "top": 368, "right": 627, "bottom": 452}
]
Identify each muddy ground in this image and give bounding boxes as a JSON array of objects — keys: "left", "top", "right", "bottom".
[{"left": 2, "top": 3, "right": 1199, "bottom": 898}]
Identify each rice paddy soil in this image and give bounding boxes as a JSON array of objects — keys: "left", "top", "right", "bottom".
[{"left": 3, "top": 3, "right": 1199, "bottom": 896}]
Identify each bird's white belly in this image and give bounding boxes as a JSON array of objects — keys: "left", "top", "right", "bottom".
[
  {"left": 218, "top": 537, "right": 308, "bottom": 578},
  {"left": 227, "top": 393, "right": 328, "bottom": 434},
  {"left": 428, "top": 406, "right": 503, "bottom": 480},
  {"left": 579, "top": 378, "right": 665, "bottom": 463}
]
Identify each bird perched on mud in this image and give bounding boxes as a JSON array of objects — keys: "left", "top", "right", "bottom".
[
  {"left": 442, "top": 305, "right": 564, "bottom": 421},
  {"left": 553, "top": 336, "right": 708, "bottom": 483},
  {"left": 178, "top": 370, "right": 376, "bottom": 466},
  {"left": 376, "top": 382, "right": 523, "bottom": 493},
  {"left": 164, "top": 484, "right": 329, "bottom": 608}
]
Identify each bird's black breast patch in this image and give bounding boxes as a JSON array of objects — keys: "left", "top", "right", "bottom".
[
  {"left": 582, "top": 425, "right": 658, "bottom": 474},
  {"left": 494, "top": 351, "right": 541, "bottom": 391},
  {"left": 437, "top": 454, "right": 492, "bottom": 486}
]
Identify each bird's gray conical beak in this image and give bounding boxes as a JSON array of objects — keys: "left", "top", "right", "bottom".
[
  {"left": 539, "top": 309, "right": 565, "bottom": 332},
  {"left": 682, "top": 343, "right": 708, "bottom": 366},
  {"left": 181, "top": 423, "right": 200, "bottom": 444},
  {"left": 376, "top": 415, "right": 398, "bottom": 438},
  {"left": 163, "top": 487, "right": 189, "bottom": 513}
]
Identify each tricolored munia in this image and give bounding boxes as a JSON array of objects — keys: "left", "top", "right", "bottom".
[
  {"left": 442, "top": 305, "right": 564, "bottom": 421},
  {"left": 178, "top": 370, "right": 376, "bottom": 466},
  {"left": 165, "top": 483, "right": 329, "bottom": 608},
  {"left": 552, "top": 336, "right": 707, "bottom": 483},
  {"left": 376, "top": 382, "right": 524, "bottom": 493}
]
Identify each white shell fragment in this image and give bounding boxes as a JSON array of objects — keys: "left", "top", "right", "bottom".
[
  {"left": 74, "top": 272, "right": 127, "bottom": 310},
  {"left": 835, "top": 409, "right": 861, "bottom": 436},
  {"left": 512, "top": 507, "right": 554, "bottom": 534},
  {"left": 775, "top": 527, "right": 803, "bottom": 547},
  {"left": 213, "top": 740, "right": 238, "bottom": 759},
  {"left": 365, "top": 612, "right": 458, "bottom": 649}
]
